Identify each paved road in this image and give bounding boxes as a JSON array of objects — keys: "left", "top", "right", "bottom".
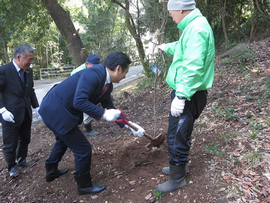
[{"left": 34, "top": 65, "right": 143, "bottom": 104}]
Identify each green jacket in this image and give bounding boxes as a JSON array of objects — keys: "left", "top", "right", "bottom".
[
  {"left": 70, "top": 63, "right": 86, "bottom": 76},
  {"left": 164, "top": 9, "right": 215, "bottom": 100}
]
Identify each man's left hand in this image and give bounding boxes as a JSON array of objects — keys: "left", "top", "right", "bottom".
[
  {"left": 126, "top": 122, "right": 145, "bottom": 137},
  {"left": 171, "top": 97, "right": 186, "bottom": 117}
]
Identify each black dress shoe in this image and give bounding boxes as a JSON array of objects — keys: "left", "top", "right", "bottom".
[
  {"left": 18, "top": 160, "right": 35, "bottom": 168},
  {"left": 9, "top": 165, "right": 20, "bottom": 178}
]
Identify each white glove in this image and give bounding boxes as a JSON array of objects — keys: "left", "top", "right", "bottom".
[
  {"left": 157, "top": 43, "right": 166, "bottom": 51},
  {"left": 125, "top": 122, "right": 145, "bottom": 137},
  {"left": 103, "top": 109, "right": 121, "bottom": 122},
  {"left": 0, "top": 107, "right": 15, "bottom": 123},
  {"left": 171, "top": 97, "right": 186, "bottom": 117},
  {"left": 34, "top": 107, "right": 41, "bottom": 119}
]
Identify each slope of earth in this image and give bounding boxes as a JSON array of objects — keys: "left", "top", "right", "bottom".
[{"left": 0, "top": 37, "right": 269, "bottom": 203}]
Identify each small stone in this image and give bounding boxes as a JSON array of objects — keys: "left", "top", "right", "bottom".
[
  {"left": 145, "top": 193, "right": 152, "bottom": 200},
  {"left": 91, "top": 195, "right": 98, "bottom": 199},
  {"left": 218, "top": 187, "right": 226, "bottom": 192}
]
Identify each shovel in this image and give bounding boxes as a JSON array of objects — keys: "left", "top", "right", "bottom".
[{"left": 115, "top": 110, "right": 165, "bottom": 148}]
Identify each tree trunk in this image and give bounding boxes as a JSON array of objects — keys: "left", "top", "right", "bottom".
[
  {"left": 159, "top": 0, "right": 168, "bottom": 79},
  {"left": 41, "top": 0, "right": 87, "bottom": 66},
  {"left": 250, "top": 0, "right": 254, "bottom": 41},
  {"left": 221, "top": 0, "right": 228, "bottom": 49},
  {"left": 111, "top": 0, "right": 149, "bottom": 75}
]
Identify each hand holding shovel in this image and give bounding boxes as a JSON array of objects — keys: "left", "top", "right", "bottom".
[{"left": 115, "top": 110, "right": 165, "bottom": 148}]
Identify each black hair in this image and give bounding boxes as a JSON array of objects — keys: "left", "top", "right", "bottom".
[
  {"left": 104, "top": 52, "right": 132, "bottom": 72},
  {"left": 13, "top": 45, "right": 35, "bottom": 59}
]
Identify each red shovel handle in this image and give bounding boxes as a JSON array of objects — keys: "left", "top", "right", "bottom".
[
  {"left": 115, "top": 110, "right": 139, "bottom": 131},
  {"left": 115, "top": 109, "right": 129, "bottom": 125}
]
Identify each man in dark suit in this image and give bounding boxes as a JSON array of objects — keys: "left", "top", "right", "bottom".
[
  {"left": 70, "top": 54, "right": 101, "bottom": 136},
  {"left": 39, "top": 52, "right": 145, "bottom": 195},
  {"left": 0, "top": 45, "right": 40, "bottom": 178}
]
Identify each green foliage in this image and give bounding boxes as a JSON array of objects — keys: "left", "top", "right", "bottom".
[
  {"left": 74, "top": 0, "right": 134, "bottom": 60},
  {"left": 242, "top": 151, "right": 261, "bottom": 168},
  {"left": 263, "top": 76, "right": 270, "bottom": 87},
  {"left": 225, "top": 107, "right": 239, "bottom": 122},
  {"left": 0, "top": 0, "right": 51, "bottom": 64},
  {"left": 220, "top": 132, "right": 237, "bottom": 143},
  {"left": 1, "top": 0, "right": 270, "bottom": 79},
  {"left": 220, "top": 133, "right": 229, "bottom": 143},
  {"left": 244, "top": 94, "right": 258, "bottom": 101},
  {"left": 230, "top": 156, "right": 239, "bottom": 165},
  {"left": 136, "top": 53, "right": 172, "bottom": 89},
  {"left": 204, "top": 141, "right": 225, "bottom": 156},
  {"left": 203, "top": 0, "right": 270, "bottom": 50},
  {"left": 223, "top": 48, "right": 257, "bottom": 75},
  {"left": 263, "top": 76, "right": 270, "bottom": 100},
  {"left": 211, "top": 106, "right": 239, "bottom": 122},
  {"left": 211, "top": 106, "right": 223, "bottom": 116},
  {"left": 0, "top": 0, "right": 72, "bottom": 80},
  {"left": 136, "top": 76, "right": 155, "bottom": 90},
  {"left": 152, "top": 189, "right": 164, "bottom": 200},
  {"left": 267, "top": 114, "right": 270, "bottom": 127},
  {"left": 249, "top": 122, "right": 263, "bottom": 139}
]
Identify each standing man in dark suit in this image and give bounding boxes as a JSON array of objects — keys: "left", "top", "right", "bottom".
[
  {"left": 0, "top": 45, "right": 40, "bottom": 178},
  {"left": 39, "top": 52, "right": 145, "bottom": 195}
]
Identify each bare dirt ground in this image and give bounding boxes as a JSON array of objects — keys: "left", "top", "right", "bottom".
[{"left": 0, "top": 37, "right": 270, "bottom": 203}]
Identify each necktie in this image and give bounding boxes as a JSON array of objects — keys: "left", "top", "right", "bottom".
[
  {"left": 19, "top": 69, "right": 24, "bottom": 83},
  {"left": 99, "top": 83, "right": 110, "bottom": 99}
]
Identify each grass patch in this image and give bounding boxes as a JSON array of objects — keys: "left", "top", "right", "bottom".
[
  {"left": 242, "top": 151, "right": 261, "bottom": 169},
  {"left": 152, "top": 189, "right": 164, "bottom": 200},
  {"left": 204, "top": 141, "right": 225, "bottom": 156}
]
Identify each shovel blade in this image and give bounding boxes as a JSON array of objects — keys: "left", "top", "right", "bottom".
[{"left": 145, "top": 133, "right": 165, "bottom": 148}]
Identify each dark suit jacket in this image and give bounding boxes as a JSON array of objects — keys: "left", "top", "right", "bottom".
[
  {"left": 0, "top": 61, "right": 39, "bottom": 126},
  {"left": 39, "top": 64, "right": 121, "bottom": 135}
]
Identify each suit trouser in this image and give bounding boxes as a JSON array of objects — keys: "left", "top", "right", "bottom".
[
  {"left": 47, "top": 126, "right": 92, "bottom": 177},
  {"left": 2, "top": 109, "right": 31, "bottom": 171},
  {"left": 167, "top": 90, "right": 207, "bottom": 166}
]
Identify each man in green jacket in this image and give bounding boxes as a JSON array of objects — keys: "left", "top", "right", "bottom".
[
  {"left": 70, "top": 54, "right": 100, "bottom": 136},
  {"left": 157, "top": 0, "right": 215, "bottom": 193}
]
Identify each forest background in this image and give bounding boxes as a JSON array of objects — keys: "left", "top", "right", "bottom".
[
  {"left": 0, "top": 1, "right": 270, "bottom": 202},
  {"left": 0, "top": 0, "right": 269, "bottom": 80}
]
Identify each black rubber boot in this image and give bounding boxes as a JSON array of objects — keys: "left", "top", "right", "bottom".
[
  {"left": 9, "top": 165, "right": 20, "bottom": 178},
  {"left": 16, "top": 144, "right": 28, "bottom": 162},
  {"left": 17, "top": 157, "right": 35, "bottom": 168},
  {"left": 85, "top": 122, "right": 99, "bottom": 136},
  {"left": 162, "top": 163, "right": 189, "bottom": 175},
  {"left": 156, "top": 164, "right": 187, "bottom": 193},
  {"left": 3, "top": 151, "right": 17, "bottom": 172},
  {"left": 45, "top": 162, "right": 69, "bottom": 182},
  {"left": 84, "top": 122, "right": 93, "bottom": 133},
  {"left": 75, "top": 173, "right": 106, "bottom": 195}
]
